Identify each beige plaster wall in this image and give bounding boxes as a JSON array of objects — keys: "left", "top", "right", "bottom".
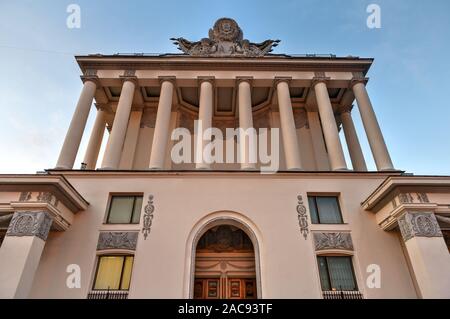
[{"left": 27, "top": 173, "right": 417, "bottom": 299}]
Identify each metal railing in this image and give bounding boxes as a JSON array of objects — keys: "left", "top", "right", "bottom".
[
  {"left": 322, "top": 290, "right": 364, "bottom": 300},
  {"left": 87, "top": 289, "right": 129, "bottom": 300}
]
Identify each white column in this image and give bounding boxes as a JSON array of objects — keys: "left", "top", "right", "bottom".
[
  {"left": 276, "top": 80, "right": 302, "bottom": 170},
  {"left": 398, "top": 212, "right": 450, "bottom": 298},
  {"left": 238, "top": 79, "right": 256, "bottom": 170},
  {"left": 313, "top": 80, "right": 347, "bottom": 171},
  {"left": 340, "top": 108, "right": 367, "bottom": 171},
  {"left": 101, "top": 79, "right": 136, "bottom": 169},
  {"left": 195, "top": 79, "right": 213, "bottom": 170},
  {"left": 0, "top": 211, "right": 52, "bottom": 298},
  {"left": 56, "top": 79, "right": 97, "bottom": 169},
  {"left": 307, "top": 111, "right": 331, "bottom": 171},
  {"left": 82, "top": 108, "right": 106, "bottom": 169},
  {"left": 352, "top": 81, "right": 394, "bottom": 171},
  {"left": 119, "top": 110, "right": 143, "bottom": 169},
  {"left": 149, "top": 80, "right": 175, "bottom": 169}
]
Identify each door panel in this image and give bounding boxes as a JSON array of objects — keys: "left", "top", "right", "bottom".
[{"left": 194, "top": 278, "right": 256, "bottom": 299}]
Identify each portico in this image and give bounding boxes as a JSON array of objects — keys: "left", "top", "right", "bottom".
[{"left": 54, "top": 58, "right": 393, "bottom": 173}]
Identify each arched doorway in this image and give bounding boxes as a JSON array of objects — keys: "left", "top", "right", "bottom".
[{"left": 193, "top": 225, "right": 257, "bottom": 299}]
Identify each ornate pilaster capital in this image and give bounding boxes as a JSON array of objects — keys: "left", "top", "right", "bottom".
[
  {"left": 398, "top": 212, "right": 443, "bottom": 242},
  {"left": 120, "top": 69, "right": 138, "bottom": 85},
  {"left": 6, "top": 211, "right": 53, "bottom": 241}
]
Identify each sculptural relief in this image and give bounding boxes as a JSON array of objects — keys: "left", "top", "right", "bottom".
[{"left": 171, "top": 18, "right": 280, "bottom": 57}]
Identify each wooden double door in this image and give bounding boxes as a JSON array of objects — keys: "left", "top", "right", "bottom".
[
  {"left": 194, "top": 278, "right": 256, "bottom": 299},
  {"left": 194, "top": 225, "right": 257, "bottom": 299}
]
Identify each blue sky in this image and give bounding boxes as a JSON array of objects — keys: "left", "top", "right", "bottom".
[{"left": 0, "top": 0, "right": 449, "bottom": 174}]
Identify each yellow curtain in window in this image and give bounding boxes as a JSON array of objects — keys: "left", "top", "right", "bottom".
[
  {"left": 121, "top": 256, "right": 134, "bottom": 290},
  {"left": 94, "top": 256, "right": 124, "bottom": 290}
]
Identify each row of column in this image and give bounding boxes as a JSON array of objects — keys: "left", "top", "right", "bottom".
[{"left": 55, "top": 76, "right": 394, "bottom": 171}]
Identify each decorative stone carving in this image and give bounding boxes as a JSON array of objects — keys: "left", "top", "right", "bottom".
[
  {"left": 417, "top": 193, "right": 430, "bottom": 203},
  {"left": 296, "top": 195, "right": 309, "bottom": 240},
  {"left": 97, "top": 232, "right": 138, "bottom": 250},
  {"left": 18, "top": 192, "right": 59, "bottom": 207},
  {"left": 398, "top": 212, "right": 443, "bottom": 242},
  {"left": 171, "top": 18, "right": 280, "bottom": 57},
  {"left": 314, "top": 232, "right": 353, "bottom": 251},
  {"left": 6, "top": 211, "right": 53, "bottom": 241},
  {"left": 142, "top": 195, "right": 154, "bottom": 240},
  {"left": 123, "top": 69, "right": 136, "bottom": 77},
  {"left": 84, "top": 69, "right": 98, "bottom": 76},
  {"left": 398, "top": 193, "right": 414, "bottom": 204},
  {"left": 19, "top": 191, "right": 32, "bottom": 201}
]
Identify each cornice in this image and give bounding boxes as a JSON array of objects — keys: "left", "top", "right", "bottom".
[
  {"left": 362, "top": 175, "right": 450, "bottom": 212},
  {"left": 0, "top": 174, "right": 89, "bottom": 212},
  {"left": 76, "top": 56, "right": 373, "bottom": 74}
]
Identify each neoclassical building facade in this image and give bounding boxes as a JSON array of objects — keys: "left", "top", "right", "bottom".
[{"left": 0, "top": 18, "right": 449, "bottom": 299}]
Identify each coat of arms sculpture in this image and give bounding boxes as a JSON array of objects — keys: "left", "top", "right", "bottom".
[{"left": 171, "top": 18, "right": 280, "bottom": 57}]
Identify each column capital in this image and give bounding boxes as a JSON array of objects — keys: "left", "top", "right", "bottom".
[
  {"left": 398, "top": 211, "right": 443, "bottom": 242},
  {"left": 80, "top": 75, "right": 100, "bottom": 88},
  {"left": 311, "top": 76, "right": 331, "bottom": 87},
  {"left": 349, "top": 76, "right": 369, "bottom": 88},
  {"left": 274, "top": 76, "right": 292, "bottom": 86},
  {"left": 236, "top": 76, "right": 253, "bottom": 86},
  {"left": 6, "top": 211, "right": 53, "bottom": 241},
  {"left": 158, "top": 76, "right": 177, "bottom": 86},
  {"left": 197, "top": 76, "right": 215, "bottom": 86},
  {"left": 120, "top": 70, "right": 138, "bottom": 85}
]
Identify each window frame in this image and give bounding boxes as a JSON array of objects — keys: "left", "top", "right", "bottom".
[
  {"left": 105, "top": 194, "right": 143, "bottom": 225},
  {"left": 92, "top": 254, "right": 134, "bottom": 291},
  {"left": 308, "top": 195, "right": 344, "bottom": 224},
  {"left": 316, "top": 255, "right": 358, "bottom": 291}
]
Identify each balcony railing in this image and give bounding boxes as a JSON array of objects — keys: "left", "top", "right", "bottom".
[
  {"left": 322, "top": 290, "right": 364, "bottom": 300},
  {"left": 87, "top": 289, "right": 129, "bottom": 299}
]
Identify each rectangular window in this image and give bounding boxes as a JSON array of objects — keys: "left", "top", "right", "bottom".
[
  {"left": 106, "top": 195, "right": 143, "bottom": 224},
  {"left": 317, "top": 256, "right": 357, "bottom": 291},
  {"left": 93, "top": 255, "right": 134, "bottom": 290},
  {"left": 308, "top": 196, "right": 343, "bottom": 224}
]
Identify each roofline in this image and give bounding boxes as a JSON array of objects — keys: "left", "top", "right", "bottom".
[
  {"left": 0, "top": 174, "right": 89, "bottom": 212},
  {"left": 362, "top": 175, "right": 450, "bottom": 211},
  {"left": 74, "top": 54, "right": 374, "bottom": 74}
]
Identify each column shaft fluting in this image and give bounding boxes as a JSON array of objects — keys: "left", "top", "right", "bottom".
[
  {"left": 352, "top": 82, "right": 394, "bottom": 171},
  {"left": 238, "top": 80, "right": 256, "bottom": 170},
  {"left": 149, "top": 80, "right": 174, "bottom": 169},
  {"left": 195, "top": 81, "right": 213, "bottom": 169},
  {"left": 101, "top": 80, "right": 135, "bottom": 169},
  {"left": 56, "top": 80, "right": 97, "bottom": 169},
  {"left": 83, "top": 109, "right": 106, "bottom": 169},
  {"left": 314, "top": 81, "right": 347, "bottom": 171},
  {"left": 341, "top": 110, "right": 367, "bottom": 171},
  {"left": 276, "top": 81, "right": 302, "bottom": 170}
]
